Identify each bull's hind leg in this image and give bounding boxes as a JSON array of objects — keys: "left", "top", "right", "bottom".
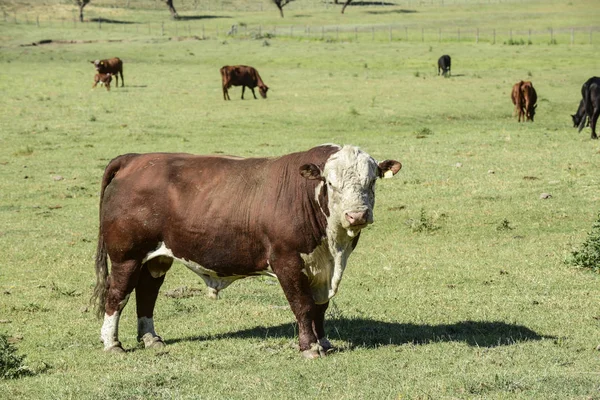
[
  {"left": 101, "top": 260, "right": 142, "bottom": 353},
  {"left": 136, "top": 256, "right": 172, "bottom": 349}
]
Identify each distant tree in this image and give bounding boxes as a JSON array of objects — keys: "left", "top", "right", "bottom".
[
  {"left": 164, "top": 0, "right": 179, "bottom": 19},
  {"left": 75, "top": 0, "right": 90, "bottom": 22},
  {"left": 271, "top": 0, "right": 296, "bottom": 17}
]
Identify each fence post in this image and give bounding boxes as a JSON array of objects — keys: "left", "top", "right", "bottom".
[
  {"left": 493, "top": 28, "right": 496, "bottom": 44},
  {"left": 372, "top": 26, "right": 375, "bottom": 41},
  {"left": 476, "top": 28, "right": 479, "bottom": 43},
  {"left": 571, "top": 28, "right": 574, "bottom": 45},
  {"left": 36, "top": 15, "right": 39, "bottom": 27}
]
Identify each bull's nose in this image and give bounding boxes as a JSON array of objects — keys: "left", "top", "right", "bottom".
[{"left": 345, "top": 210, "right": 369, "bottom": 226}]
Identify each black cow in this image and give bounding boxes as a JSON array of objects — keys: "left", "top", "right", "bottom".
[
  {"left": 573, "top": 77, "right": 600, "bottom": 139},
  {"left": 438, "top": 55, "right": 451, "bottom": 76}
]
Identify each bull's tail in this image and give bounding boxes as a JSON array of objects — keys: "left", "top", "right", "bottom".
[{"left": 91, "top": 154, "right": 137, "bottom": 319}]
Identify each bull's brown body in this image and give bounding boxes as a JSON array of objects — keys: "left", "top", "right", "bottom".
[{"left": 93, "top": 145, "right": 401, "bottom": 358}]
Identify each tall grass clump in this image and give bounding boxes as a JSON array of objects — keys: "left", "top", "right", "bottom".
[
  {"left": 568, "top": 213, "right": 600, "bottom": 273},
  {"left": 0, "top": 334, "right": 33, "bottom": 379}
]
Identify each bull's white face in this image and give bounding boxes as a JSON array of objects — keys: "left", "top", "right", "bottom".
[{"left": 322, "top": 146, "right": 380, "bottom": 236}]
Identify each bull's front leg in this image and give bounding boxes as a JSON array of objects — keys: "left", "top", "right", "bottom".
[
  {"left": 313, "top": 302, "right": 333, "bottom": 352},
  {"left": 272, "top": 253, "right": 324, "bottom": 358}
]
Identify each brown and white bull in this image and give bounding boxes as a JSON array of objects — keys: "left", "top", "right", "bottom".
[{"left": 92, "top": 145, "right": 401, "bottom": 358}]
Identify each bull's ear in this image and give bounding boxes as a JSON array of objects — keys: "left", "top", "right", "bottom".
[
  {"left": 378, "top": 160, "right": 402, "bottom": 179},
  {"left": 300, "top": 164, "right": 323, "bottom": 180}
]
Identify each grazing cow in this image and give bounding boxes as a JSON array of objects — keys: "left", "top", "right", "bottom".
[
  {"left": 511, "top": 81, "right": 525, "bottom": 121},
  {"left": 93, "top": 145, "right": 401, "bottom": 358},
  {"left": 90, "top": 57, "right": 124, "bottom": 87},
  {"left": 571, "top": 99, "right": 586, "bottom": 129},
  {"left": 220, "top": 65, "right": 268, "bottom": 100},
  {"left": 93, "top": 73, "right": 112, "bottom": 91},
  {"left": 437, "top": 55, "right": 451, "bottom": 76},
  {"left": 520, "top": 81, "right": 537, "bottom": 122},
  {"left": 574, "top": 77, "right": 600, "bottom": 139}
]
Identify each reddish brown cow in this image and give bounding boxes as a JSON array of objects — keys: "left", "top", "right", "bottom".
[
  {"left": 90, "top": 57, "right": 124, "bottom": 87},
  {"left": 511, "top": 81, "right": 525, "bottom": 121},
  {"left": 220, "top": 65, "right": 268, "bottom": 100},
  {"left": 93, "top": 73, "right": 112, "bottom": 91},
  {"left": 521, "top": 81, "right": 537, "bottom": 122},
  {"left": 92, "top": 145, "right": 401, "bottom": 358},
  {"left": 511, "top": 81, "right": 537, "bottom": 122}
]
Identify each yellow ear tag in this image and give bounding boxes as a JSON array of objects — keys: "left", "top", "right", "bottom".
[{"left": 384, "top": 170, "right": 394, "bottom": 179}]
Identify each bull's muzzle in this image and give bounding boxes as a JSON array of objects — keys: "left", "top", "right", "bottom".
[{"left": 344, "top": 210, "right": 370, "bottom": 228}]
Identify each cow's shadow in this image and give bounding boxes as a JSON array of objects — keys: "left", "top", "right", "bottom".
[
  {"left": 366, "top": 8, "right": 418, "bottom": 14},
  {"left": 166, "top": 318, "right": 552, "bottom": 349},
  {"left": 89, "top": 18, "right": 136, "bottom": 24},
  {"left": 343, "top": 1, "right": 398, "bottom": 6},
  {"left": 176, "top": 15, "right": 232, "bottom": 21}
]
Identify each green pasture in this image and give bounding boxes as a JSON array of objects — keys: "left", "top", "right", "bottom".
[{"left": 1, "top": 0, "right": 600, "bottom": 398}]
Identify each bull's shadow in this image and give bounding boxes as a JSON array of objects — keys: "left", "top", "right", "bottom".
[{"left": 166, "top": 318, "right": 552, "bottom": 349}]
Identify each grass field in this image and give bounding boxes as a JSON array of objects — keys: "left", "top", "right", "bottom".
[{"left": 1, "top": 0, "right": 600, "bottom": 398}]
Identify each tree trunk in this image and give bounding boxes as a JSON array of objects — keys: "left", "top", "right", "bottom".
[
  {"left": 165, "top": 0, "right": 179, "bottom": 19},
  {"left": 78, "top": 2, "right": 88, "bottom": 22}
]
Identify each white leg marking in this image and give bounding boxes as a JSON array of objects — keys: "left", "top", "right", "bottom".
[{"left": 101, "top": 311, "right": 122, "bottom": 350}]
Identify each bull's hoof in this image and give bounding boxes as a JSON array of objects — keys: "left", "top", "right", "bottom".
[
  {"left": 105, "top": 343, "right": 126, "bottom": 353},
  {"left": 301, "top": 343, "right": 327, "bottom": 359},
  {"left": 319, "top": 338, "right": 333, "bottom": 352},
  {"left": 140, "top": 333, "right": 166, "bottom": 349}
]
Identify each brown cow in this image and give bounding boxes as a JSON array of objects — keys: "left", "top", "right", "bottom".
[
  {"left": 511, "top": 81, "right": 525, "bottom": 121},
  {"left": 220, "top": 65, "right": 268, "bottom": 100},
  {"left": 511, "top": 81, "right": 537, "bottom": 122},
  {"left": 90, "top": 57, "right": 124, "bottom": 87},
  {"left": 521, "top": 81, "right": 537, "bottom": 122},
  {"left": 92, "top": 73, "right": 112, "bottom": 91},
  {"left": 92, "top": 145, "right": 401, "bottom": 358}
]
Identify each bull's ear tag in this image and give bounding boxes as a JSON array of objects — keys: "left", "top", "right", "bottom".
[{"left": 383, "top": 170, "right": 394, "bottom": 179}]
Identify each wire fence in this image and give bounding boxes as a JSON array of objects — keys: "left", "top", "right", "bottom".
[{"left": 3, "top": 13, "right": 599, "bottom": 45}]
